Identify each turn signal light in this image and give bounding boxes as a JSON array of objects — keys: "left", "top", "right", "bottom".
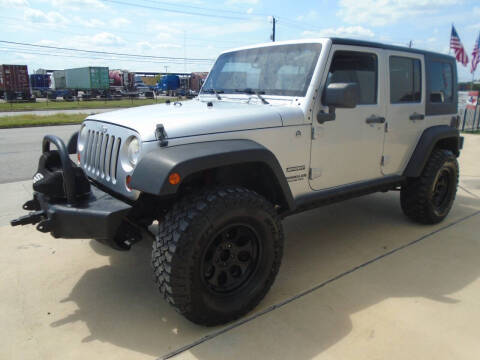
[
  {"left": 77, "top": 153, "right": 81, "bottom": 164},
  {"left": 126, "top": 175, "right": 132, "bottom": 190},
  {"left": 168, "top": 172, "right": 181, "bottom": 185}
]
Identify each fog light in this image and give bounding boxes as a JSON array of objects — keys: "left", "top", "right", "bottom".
[
  {"left": 168, "top": 172, "right": 181, "bottom": 185},
  {"left": 126, "top": 175, "right": 132, "bottom": 190}
]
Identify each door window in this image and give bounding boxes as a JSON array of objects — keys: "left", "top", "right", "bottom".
[
  {"left": 326, "top": 51, "right": 378, "bottom": 105},
  {"left": 389, "top": 56, "right": 421, "bottom": 103}
]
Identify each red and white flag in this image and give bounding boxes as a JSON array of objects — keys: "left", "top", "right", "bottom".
[
  {"left": 450, "top": 25, "right": 469, "bottom": 67},
  {"left": 471, "top": 32, "right": 480, "bottom": 74}
]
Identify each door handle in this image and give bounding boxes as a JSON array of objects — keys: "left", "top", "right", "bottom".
[
  {"left": 409, "top": 112, "right": 425, "bottom": 120},
  {"left": 366, "top": 115, "right": 386, "bottom": 124}
]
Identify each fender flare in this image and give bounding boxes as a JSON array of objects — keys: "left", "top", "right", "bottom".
[
  {"left": 130, "top": 139, "right": 295, "bottom": 210},
  {"left": 403, "top": 125, "right": 461, "bottom": 178}
]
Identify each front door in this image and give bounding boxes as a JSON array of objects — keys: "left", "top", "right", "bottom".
[
  {"left": 309, "top": 46, "right": 386, "bottom": 190},
  {"left": 382, "top": 51, "right": 426, "bottom": 175}
]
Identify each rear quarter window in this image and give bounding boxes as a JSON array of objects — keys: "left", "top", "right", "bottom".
[
  {"left": 425, "top": 55, "right": 457, "bottom": 115},
  {"left": 428, "top": 61, "right": 453, "bottom": 104}
]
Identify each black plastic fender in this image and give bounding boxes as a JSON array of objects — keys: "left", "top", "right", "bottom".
[
  {"left": 130, "top": 139, "right": 295, "bottom": 210},
  {"left": 403, "top": 125, "right": 461, "bottom": 178}
]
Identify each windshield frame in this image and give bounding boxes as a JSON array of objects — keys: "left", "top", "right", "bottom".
[{"left": 201, "top": 43, "right": 322, "bottom": 98}]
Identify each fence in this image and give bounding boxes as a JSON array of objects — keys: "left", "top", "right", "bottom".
[
  {"left": 460, "top": 106, "right": 480, "bottom": 132},
  {"left": 458, "top": 91, "right": 480, "bottom": 132}
]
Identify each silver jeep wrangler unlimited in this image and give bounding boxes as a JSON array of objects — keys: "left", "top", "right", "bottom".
[{"left": 12, "top": 38, "right": 463, "bottom": 326}]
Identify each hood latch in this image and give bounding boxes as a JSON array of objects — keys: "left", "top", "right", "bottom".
[{"left": 155, "top": 124, "right": 168, "bottom": 147}]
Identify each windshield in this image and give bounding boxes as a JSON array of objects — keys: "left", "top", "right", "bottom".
[{"left": 202, "top": 43, "right": 322, "bottom": 97}]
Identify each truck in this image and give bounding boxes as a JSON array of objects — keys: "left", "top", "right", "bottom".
[
  {"left": 159, "top": 74, "right": 180, "bottom": 95},
  {"left": 190, "top": 72, "right": 208, "bottom": 93},
  {"left": 65, "top": 66, "right": 109, "bottom": 97},
  {"left": 109, "top": 69, "right": 135, "bottom": 94},
  {"left": 0, "top": 64, "right": 32, "bottom": 101},
  {"left": 12, "top": 38, "right": 463, "bottom": 326}
]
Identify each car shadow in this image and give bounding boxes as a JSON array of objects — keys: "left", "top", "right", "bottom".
[{"left": 50, "top": 190, "right": 480, "bottom": 359}]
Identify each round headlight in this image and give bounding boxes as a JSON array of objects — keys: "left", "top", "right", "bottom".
[
  {"left": 127, "top": 137, "right": 141, "bottom": 166},
  {"left": 77, "top": 125, "right": 89, "bottom": 152}
]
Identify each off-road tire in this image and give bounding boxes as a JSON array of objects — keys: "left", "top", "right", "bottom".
[
  {"left": 401, "top": 148, "right": 458, "bottom": 224},
  {"left": 152, "top": 186, "right": 284, "bottom": 326}
]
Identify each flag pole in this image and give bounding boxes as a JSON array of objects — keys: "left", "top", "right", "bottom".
[{"left": 449, "top": 23, "right": 453, "bottom": 55}]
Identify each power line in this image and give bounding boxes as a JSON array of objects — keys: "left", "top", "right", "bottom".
[
  {"left": 0, "top": 47, "right": 212, "bottom": 65},
  {"left": 101, "top": 0, "right": 253, "bottom": 21},
  {"left": 0, "top": 15, "right": 246, "bottom": 46},
  {"left": 137, "top": 0, "right": 271, "bottom": 18},
  {"left": 0, "top": 40, "right": 214, "bottom": 62}
]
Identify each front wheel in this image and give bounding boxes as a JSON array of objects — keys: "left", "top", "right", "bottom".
[
  {"left": 152, "top": 187, "right": 284, "bottom": 326},
  {"left": 401, "top": 149, "right": 459, "bottom": 224}
]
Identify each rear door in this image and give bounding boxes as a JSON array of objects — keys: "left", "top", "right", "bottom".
[{"left": 382, "top": 51, "right": 426, "bottom": 175}]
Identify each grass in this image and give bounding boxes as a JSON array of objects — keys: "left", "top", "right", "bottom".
[
  {"left": 0, "top": 98, "right": 174, "bottom": 112},
  {"left": 0, "top": 113, "right": 86, "bottom": 128}
]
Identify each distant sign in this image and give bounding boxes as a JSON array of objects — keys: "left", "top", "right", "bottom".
[{"left": 466, "top": 91, "right": 479, "bottom": 110}]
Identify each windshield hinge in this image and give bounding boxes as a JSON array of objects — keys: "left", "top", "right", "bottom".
[
  {"left": 384, "top": 122, "right": 388, "bottom": 133},
  {"left": 311, "top": 127, "right": 316, "bottom": 140}
]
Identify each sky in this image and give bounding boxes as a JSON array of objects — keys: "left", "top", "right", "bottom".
[{"left": 1, "top": 0, "right": 480, "bottom": 81}]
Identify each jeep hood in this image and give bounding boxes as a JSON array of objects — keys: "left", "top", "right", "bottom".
[{"left": 86, "top": 100, "right": 302, "bottom": 141}]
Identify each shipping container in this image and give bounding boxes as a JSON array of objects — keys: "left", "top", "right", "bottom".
[
  {"left": 190, "top": 72, "right": 208, "bottom": 92},
  {"left": 0, "top": 64, "right": 31, "bottom": 100},
  {"left": 52, "top": 70, "right": 66, "bottom": 90},
  {"left": 30, "top": 74, "right": 50, "bottom": 90},
  {"left": 65, "top": 66, "right": 109, "bottom": 91},
  {"left": 160, "top": 75, "right": 180, "bottom": 91}
]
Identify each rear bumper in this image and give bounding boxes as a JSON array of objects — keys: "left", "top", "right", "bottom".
[{"left": 12, "top": 185, "right": 132, "bottom": 240}]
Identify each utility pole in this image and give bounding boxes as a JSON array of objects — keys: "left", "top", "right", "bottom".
[
  {"left": 184, "top": 31, "right": 187, "bottom": 74},
  {"left": 408, "top": 40, "right": 413, "bottom": 48},
  {"left": 270, "top": 16, "right": 276, "bottom": 42},
  {"left": 164, "top": 65, "right": 168, "bottom": 74}
]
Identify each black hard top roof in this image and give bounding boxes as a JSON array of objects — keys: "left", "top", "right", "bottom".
[{"left": 330, "top": 38, "right": 454, "bottom": 61}]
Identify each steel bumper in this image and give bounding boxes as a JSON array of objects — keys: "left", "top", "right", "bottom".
[{"left": 11, "top": 185, "right": 132, "bottom": 240}]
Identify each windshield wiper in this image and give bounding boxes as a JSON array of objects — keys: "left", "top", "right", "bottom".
[
  {"left": 202, "top": 88, "right": 223, "bottom": 100},
  {"left": 235, "top": 88, "right": 269, "bottom": 104}
]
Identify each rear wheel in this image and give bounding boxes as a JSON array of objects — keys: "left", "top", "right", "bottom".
[
  {"left": 400, "top": 149, "right": 458, "bottom": 224},
  {"left": 152, "top": 186, "right": 284, "bottom": 326}
]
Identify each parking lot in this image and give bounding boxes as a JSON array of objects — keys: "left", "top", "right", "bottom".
[{"left": 1, "top": 133, "right": 479, "bottom": 360}]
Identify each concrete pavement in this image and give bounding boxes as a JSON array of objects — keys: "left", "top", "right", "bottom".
[{"left": 0, "top": 134, "right": 479, "bottom": 360}]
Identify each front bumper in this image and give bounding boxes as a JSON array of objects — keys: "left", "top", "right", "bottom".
[
  {"left": 11, "top": 186, "right": 131, "bottom": 240},
  {"left": 11, "top": 134, "right": 134, "bottom": 247}
]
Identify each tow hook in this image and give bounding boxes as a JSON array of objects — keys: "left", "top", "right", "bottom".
[{"left": 10, "top": 210, "right": 45, "bottom": 227}]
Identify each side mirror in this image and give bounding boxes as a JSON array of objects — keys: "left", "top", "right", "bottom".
[
  {"left": 317, "top": 82, "right": 360, "bottom": 124},
  {"left": 324, "top": 82, "right": 360, "bottom": 108}
]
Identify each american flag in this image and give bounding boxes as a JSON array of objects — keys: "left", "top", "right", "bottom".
[
  {"left": 471, "top": 32, "right": 480, "bottom": 74},
  {"left": 450, "top": 25, "right": 469, "bottom": 67}
]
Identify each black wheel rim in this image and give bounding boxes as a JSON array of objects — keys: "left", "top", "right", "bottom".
[
  {"left": 432, "top": 169, "right": 452, "bottom": 210},
  {"left": 201, "top": 223, "right": 261, "bottom": 294}
]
